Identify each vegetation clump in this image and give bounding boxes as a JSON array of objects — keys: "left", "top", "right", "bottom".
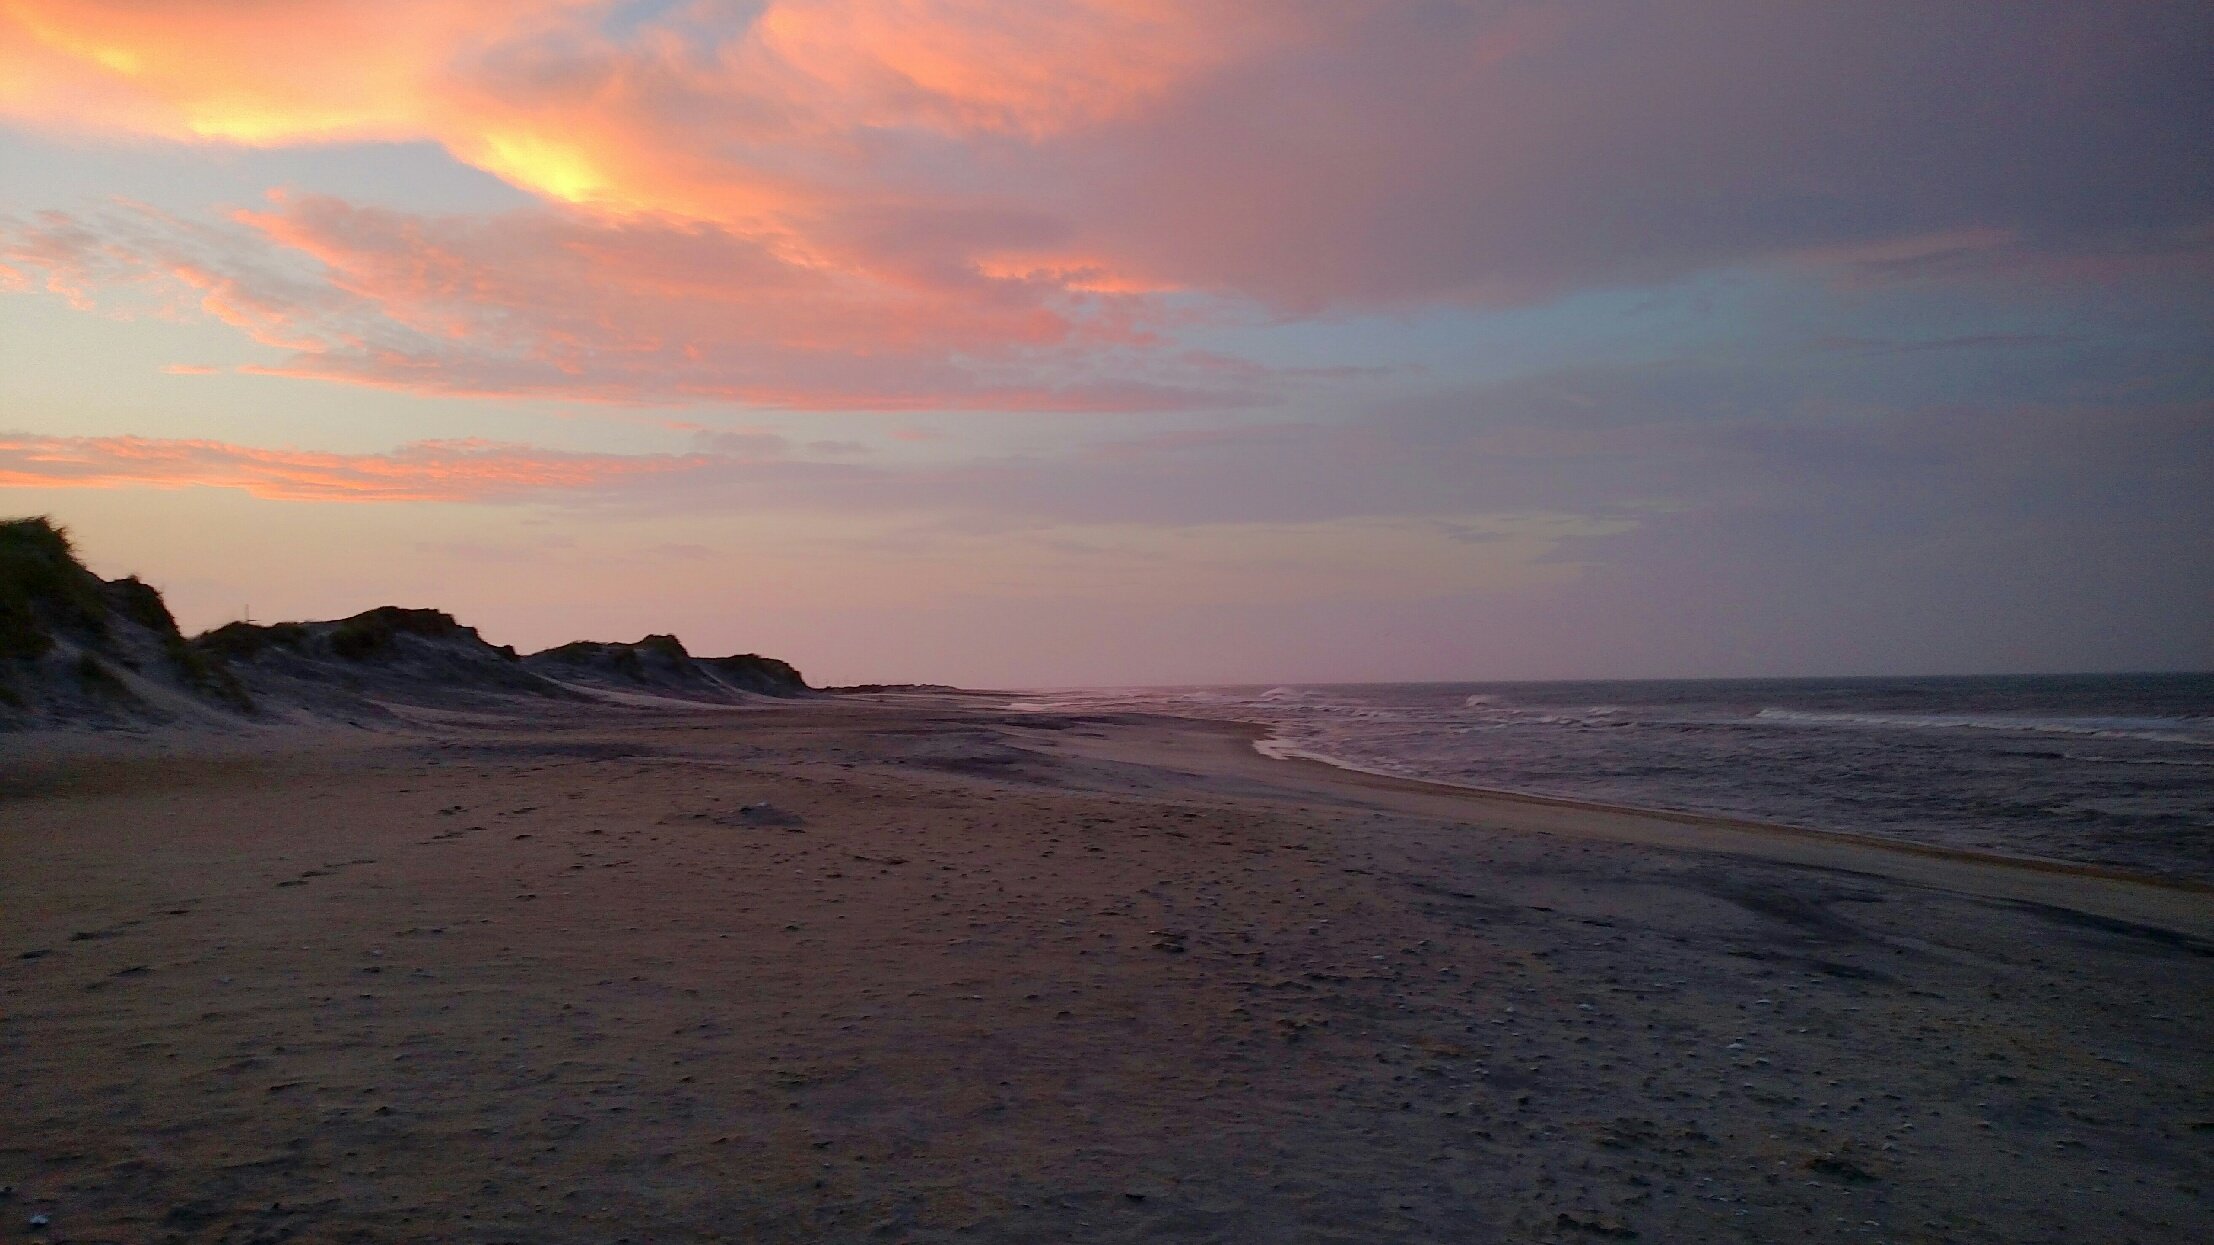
[
  {"left": 1, "top": 517, "right": 259, "bottom": 716},
  {"left": 537, "top": 634, "right": 692, "bottom": 665},
  {"left": 532, "top": 635, "right": 697, "bottom": 680},
  {"left": 102, "top": 573, "right": 251, "bottom": 706},
  {"left": 328, "top": 607, "right": 473, "bottom": 661},
  {"left": 524, "top": 636, "right": 806, "bottom": 697},
  {"left": 636, "top": 634, "right": 690, "bottom": 661},
  {"left": 707, "top": 652, "right": 808, "bottom": 694},
  {"left": 107, "top": 576, "right": 174, "bottom": 635},
  {"left": 1, "top": 518, "right": 110, "bottom": 658},
  {"left": 533, "top": 640, "right": 604, "bottom": 663},
  {"left": 194, "top": 620, "right": 312, "bottom": 660}
]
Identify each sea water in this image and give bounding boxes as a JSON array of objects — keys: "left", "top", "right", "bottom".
[{"left": 1015, "top": 674, "right": 2214, "bottom": 882}]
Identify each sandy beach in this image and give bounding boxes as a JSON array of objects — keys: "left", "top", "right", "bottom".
[{"left": 3, "top": 695, "right": 2209, "bottom": 1243}]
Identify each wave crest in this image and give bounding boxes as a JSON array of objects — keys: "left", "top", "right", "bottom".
[{"left": 1753, "top": 707, "right": 2212, "bottom": 746}]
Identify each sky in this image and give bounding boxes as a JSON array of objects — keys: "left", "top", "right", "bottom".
[{"left": 1, "top": 1, "right": 2209, "bottom": 687}]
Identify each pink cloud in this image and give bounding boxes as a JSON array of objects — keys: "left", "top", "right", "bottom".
[
  {"left": 2, "top": 195, "right": 1262, "bottom": 410},
  {"left": 1, "top": 2, "right": 2207, "bottom": 408},
  {"left": 0, "top": 432, "right": 718, "bottom": 503}
]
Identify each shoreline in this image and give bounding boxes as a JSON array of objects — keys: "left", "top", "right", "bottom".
[
  {"left": 1029, "top": 707, "right": 2214, "bottom": 939},
  {"left": 1229, "top": 717, "right": 2214, "bottom": 894},
  {"left": 4, "top": 696, "right": 2211, "bottom": 1241},
  {"left": 11, "top": 691, "right": 2211, "bottom": 900},
  {"left": 998, "top": 684, "right": 2214, "bottom": 890}
]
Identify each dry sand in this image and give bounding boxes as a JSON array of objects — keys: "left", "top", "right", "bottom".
[{"left": 2, "top": 696, "right": 2209, "bottom": 1243}]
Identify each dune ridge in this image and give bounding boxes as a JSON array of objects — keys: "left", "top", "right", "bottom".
[{"left": 0, "top": 516, "right": 808, "bottom": 731}]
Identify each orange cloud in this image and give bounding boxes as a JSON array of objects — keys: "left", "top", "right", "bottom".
[
  {"left": 0, "top": 432, "right": 716, "bottom": 502},
  {"left": 1, "top": 195, "right": 1256, "bottom": 410},
  {"left": 0, "top": 1, "right": 1322, "bottom": 308},
  {"left": 6, "top": 1, "right": 2199, "bottom": 412},
  {"left": 0, "top": 4, "right": 1453, "bottom": 405},
  {"left": 0, "top": 2, "right": 1275, "bottom": 218},
  {"left": 0, "top": 1, "right": 585, "bottom": 144},
  {"left": 0, "top": 1, "right": 1227, "bottom": 143},
  {"left": 747, "top": 0, "right": 1277, "bottom": 137}
]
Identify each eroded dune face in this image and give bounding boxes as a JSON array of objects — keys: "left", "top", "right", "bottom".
[
  {"left": 0, "top": 517, "right": 252, "bottom": 728},
  {"left": 0, "top": 515, "right": 807, "bottom": 731}
]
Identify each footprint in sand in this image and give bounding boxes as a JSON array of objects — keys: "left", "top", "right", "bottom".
[{"left": 274, "top": 857, "right": 382, "bottom": 888}]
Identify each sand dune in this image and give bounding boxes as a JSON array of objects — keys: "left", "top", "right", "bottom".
[{"left": 1, "top": 517, "right": 808, "bottom": 733}]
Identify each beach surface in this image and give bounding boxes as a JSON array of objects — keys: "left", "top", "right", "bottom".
[{"left": 3, "top": 695, "right": 2209, "bottom": 1243}]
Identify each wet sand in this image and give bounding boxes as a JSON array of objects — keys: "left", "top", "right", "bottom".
[{"left": 3, "top": 696, "right": 2209, "bottom": 1242}]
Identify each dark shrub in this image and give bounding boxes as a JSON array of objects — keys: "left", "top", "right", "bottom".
[
  {"left": 329, "top": 607, "right": 462, "bottom": 660},
  {"left": 0, "top": 517, "right": 111, "bottom": 658},
  {"left": 531, "top": 640, "right": 602, "bottom": 664},
  {"left": 194, "top": 620, "right": 310, "bottom": 660},
  {"left": 706, "top": 653, "right": 809, "bottom": 695},
  {"left": 637, "top": 634, "right": 690, "bottom": 661},
  {"left": 107, "top": 576, "right": 179, "bottom": 636}
]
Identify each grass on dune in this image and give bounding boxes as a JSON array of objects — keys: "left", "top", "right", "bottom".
[{"left": 0, "top": 517, "right": 109, "bottom": 660}]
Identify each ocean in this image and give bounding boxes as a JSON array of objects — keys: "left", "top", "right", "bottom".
[{"left": 1014, "top": 673, "right": 2214, "bottom": 882}]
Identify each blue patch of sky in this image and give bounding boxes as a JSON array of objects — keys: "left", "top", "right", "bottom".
[
  {"left": 0, "top": 130, "right": 532, "bottom": 218},
  {"left": 1177, "top": 272, "right": 1779, "bottom": 403},
  {"left": 602, "top": 0, "right": 767, "bottom": 40},
  {"left": 1715, "top": 270, "right": 2214, "bottom": 411},
  {"left": 1182, "top": 261, "right": 2211, "bottom": 428}
]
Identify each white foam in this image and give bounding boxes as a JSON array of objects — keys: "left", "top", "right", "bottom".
[{"left": 1752, "top": 707, "right": 2212, "bottom": 746}]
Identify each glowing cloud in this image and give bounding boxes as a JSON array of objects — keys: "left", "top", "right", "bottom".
[
  {"left": 1, "top": 195, "right": 1252, "bottom": 409},
  {"left": 0, "top": 1, "right": 583, "bottom": 144},
  {"left": 2, "top": 3, "right": 2207, "bottom": 409},
  {"left": 0, "top": 432, "right": 716, "bottom": 503}
]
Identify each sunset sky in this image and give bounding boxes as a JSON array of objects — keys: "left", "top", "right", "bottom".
[{"left": 2, "top": 2, "right": 2208, "bottom": 685}]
